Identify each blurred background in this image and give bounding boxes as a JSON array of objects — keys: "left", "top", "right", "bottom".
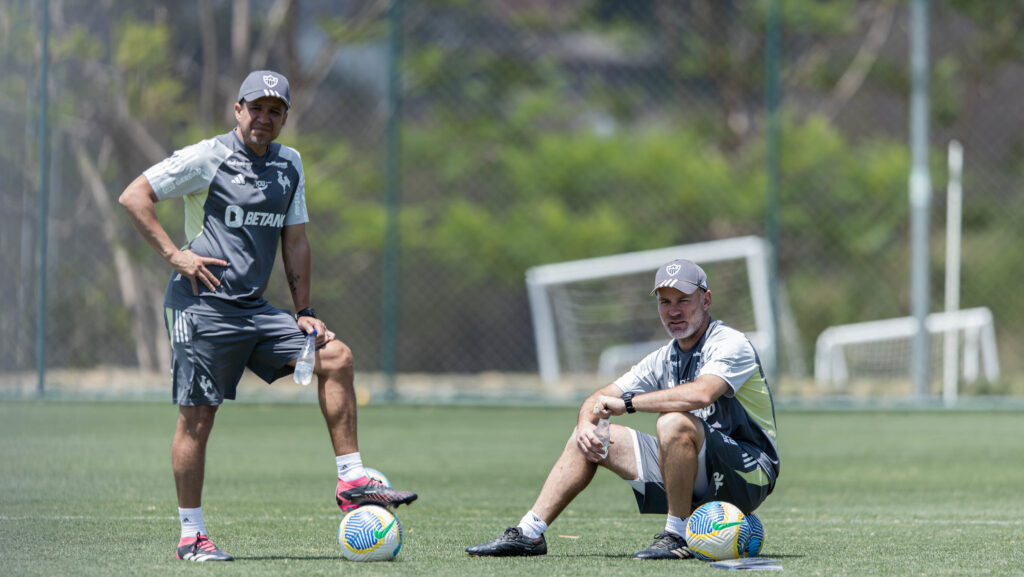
[{"left": 2, "top": 0, "right": 1021, "bottom": 405}]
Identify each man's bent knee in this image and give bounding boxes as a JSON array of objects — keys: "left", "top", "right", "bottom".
[
  {"left": 318, "top": 340, "right": 354, "bottom": 375},
  {"left": 655, "top": 411, "right": 702, "bottom": 443}
]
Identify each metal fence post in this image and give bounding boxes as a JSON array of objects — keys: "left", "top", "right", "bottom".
[
  {"left": 36, "top": 0, "right": 50, "bottom": 397},
  {"left": 381, "top": 0, "right": 403, "bottom": 401},
  {"left": 765, "top": 0, "right": 782, "bottom": 385}
]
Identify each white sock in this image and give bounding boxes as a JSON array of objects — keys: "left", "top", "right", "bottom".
[
  {"left": 336, "top": 452, "right": 366, "bottom": 482},
  {"left": 518, "top": 510, "right": 548, "bottom": 539},
  {"left": 665, "top": 514, "right": 688, "bottom": 537},
  {"left": 179, "top": 507, "right": 207, "bottom": 540}
]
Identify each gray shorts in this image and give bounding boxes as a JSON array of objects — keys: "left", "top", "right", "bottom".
[
  {"left": 164, "top": 307, "right": 307, "bottom": 406},
  {"left": 626, "top": 419, "right": 775, "bottom": 515}
]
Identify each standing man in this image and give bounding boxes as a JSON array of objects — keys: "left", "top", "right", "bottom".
[
  {"left": 466, "top": 259, "right": 779, "bottom": 559},
  {"left": 119, "top": 70, "right": 416, "bottom": 562}
]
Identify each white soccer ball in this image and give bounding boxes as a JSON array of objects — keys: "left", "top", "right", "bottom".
[
  {"left": 363, "top": 467, "right": 391, "bottom": 487},
  {"left": 686, "top": 501, "right": 765, "bottom": 561},
  {"left": 338, "top": 505, "right": 402, "bottom": 562}
]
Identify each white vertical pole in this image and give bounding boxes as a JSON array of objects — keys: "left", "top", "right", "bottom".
[
  {"left": 943, "top": 141, "right": 963, "bottom": 407},
  {"left": 526, "top": 273, "right": 561, "bottom": 386}
]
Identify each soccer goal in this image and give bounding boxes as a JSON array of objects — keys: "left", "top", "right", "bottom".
[
  {"left": 813, "top": 307, "right": 1000, "bottom": 398},
  {"left": 526, "top": 236, "right": 781, "bottom": 385}
]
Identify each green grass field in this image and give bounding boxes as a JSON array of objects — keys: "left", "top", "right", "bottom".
[{"left": 2, "top": 400, "right": 1023, "bottom": 576}]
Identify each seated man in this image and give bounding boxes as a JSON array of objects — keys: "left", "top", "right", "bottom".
[{"left": 466, "top": 259, "right": 779, "bottom": 559}]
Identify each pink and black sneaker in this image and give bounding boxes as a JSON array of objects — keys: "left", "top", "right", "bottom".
[
  {"left": 176, "top": 532, "right": 234, "bottom": 562},
  {"left": 336, "top": 476, "right": 418, "bottom": 512}
]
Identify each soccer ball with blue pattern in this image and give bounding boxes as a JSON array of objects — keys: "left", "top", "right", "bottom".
[
  {"left": 363, "top": 467, "right": 391, "bottom": 487},
  {"left": 685, "top": 501, "right": 764, "bottom": 561},
  {"left": 338, "top": 505, "right": 402, "bottom": 561}
]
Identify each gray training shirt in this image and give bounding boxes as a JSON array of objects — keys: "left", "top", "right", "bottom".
[
  {"left": 144, "top": 130, "right": 309, "bottom": 317},
  {"left": 614, "top": 318, "right": 780, "bottom": 483}
]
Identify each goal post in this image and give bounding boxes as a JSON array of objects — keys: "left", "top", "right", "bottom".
[
  {"left": 813, "top": 307, "right": 1000, "bottom": 397},
  {"left": 526, "top": 236, "right": 779, "bottom": 385}
]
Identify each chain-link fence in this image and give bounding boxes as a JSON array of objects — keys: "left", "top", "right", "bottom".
[{"left": 3, "top": 0, "right": 1022, "bottom": 402}]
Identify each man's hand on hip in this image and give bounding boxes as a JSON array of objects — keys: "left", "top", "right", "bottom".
[{"left": 169, "top": 249, "right": 228, "bottom": 295}]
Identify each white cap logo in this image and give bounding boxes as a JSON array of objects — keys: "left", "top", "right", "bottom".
[
  {"left": 666, "top": 264, "right": 681, "bottom": 276},
  {"left": 262, "top": 75, "right": 279, "bottom": 88}
]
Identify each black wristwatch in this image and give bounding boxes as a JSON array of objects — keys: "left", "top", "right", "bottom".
[
  {"left": 621, "top": 391, "right": 636, "bottom": 414},
  {"left": 295, "top": 307, "right": 317, "bottom": 320}
]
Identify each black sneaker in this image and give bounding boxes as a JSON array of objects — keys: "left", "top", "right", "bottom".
[
  {"left": 176, "top": 532, "right": 234, "bottom": 562},
  {"left": 632, "top": 532, "right": 693, "bottom": 559},
  {"left": 337, "top": 476, "right": 418, "bottom": 512},
  {"left": 466, "top": 527, "right": 547, "bottom": 557}
]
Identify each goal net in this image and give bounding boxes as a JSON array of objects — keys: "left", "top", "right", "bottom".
[
  {"left": 526, "top": 236, "right": 779, "bottom": 385},
  {"left": 813, "top": 307, "right": 1000, "bottom": 396}
]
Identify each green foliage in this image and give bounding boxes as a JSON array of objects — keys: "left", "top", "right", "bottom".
[
  {"left": 949, "top": 0, "right": 1024, "bottom": 65},
  {"left": 778, "top": 0, "right": 860, "bottom": 34},
  {"left": 777, "top": 114, "right": 910, "bottom": 345},
  {"left": 114, "top": 18, "right": 185, "bottom": 123},
  {"left": 783, "top": 115, "right": 909, "bottom": 258},
  {"left": 52, "top": 25, "right": 104, "bottom": 61},
  {"left": 319, "top": 16, "right": 388, "bottom": 45},
  {"left": 932, "top": 55, "right": 963, "bottom": 127},
  {"left": 414, "top": 124, "right": 754, "bottom": 283}
]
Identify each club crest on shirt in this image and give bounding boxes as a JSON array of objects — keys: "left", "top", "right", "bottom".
[{"left": 277, "top": 170, "right": 291, "bottom": 194}]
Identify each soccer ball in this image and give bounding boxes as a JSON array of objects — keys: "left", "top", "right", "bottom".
[
  {"left": 363, "top": 467, "right": 391, "bottom": 487},
  {"left": 338, "top": 505, "right": 402, "bottom": 561},
  {"left": 685, "top": 501, "right": 764, "bottom": 561}
]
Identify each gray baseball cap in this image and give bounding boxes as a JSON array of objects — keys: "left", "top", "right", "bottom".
[
  {"left": 651, "top": 259, "right": 709, "bottom": 295},
  {"left": 237, "top": 70, "right": 291, "bottom": 109}
]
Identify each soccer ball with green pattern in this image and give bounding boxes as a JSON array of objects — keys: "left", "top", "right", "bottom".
[
  {"left": 338, "top": 505, "right": 402, "bottom": 562},
  {"left": 685, "top": 501, "right": 764, "bottom": 561}
]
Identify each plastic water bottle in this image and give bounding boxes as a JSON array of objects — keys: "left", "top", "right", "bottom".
[
  {"left": 293, "top": 330, "right": 316, "bottom": 386},
  {"left": 595, "top": 418, "right": 610, "bottom": 459}
]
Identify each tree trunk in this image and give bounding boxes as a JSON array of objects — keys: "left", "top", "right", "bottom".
[
  {"left": 70, "top": 138, "right": 156, "bottom": 371},
  {"left": 199, "top": 0, "right": 219, "bottom": 130}
]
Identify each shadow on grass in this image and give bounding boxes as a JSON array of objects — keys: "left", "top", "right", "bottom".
[
  {"left": 758, "top": 553, "right": 804, "bottom": 559},
  {"left": 547, "top": 553, "right": 806, "bottom": 561}
]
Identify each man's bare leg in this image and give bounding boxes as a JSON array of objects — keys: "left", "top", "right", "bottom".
[
  {"left": 316, "top": 339, "right": 418, "bottom": 511},
  {"left": 315, "top": 340, "right": 358, "bottom": 455},
  {"left": 656, "top": 411, "right": 703, "bottom": 519},
  {"left": 632, "top": 411, "right": 704, "bottom": 559},
  {"left": 172, "top": 404, "right": 233, "bottom": 561},
  {"left": 530, "top": 424, "right": 638, "bottom": 523},
  {"left": 466, "top": 424, "right": 638, "bottom": 556},
  {"left": 172, "top": 405, "right": 218, "bottom": 509}
]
